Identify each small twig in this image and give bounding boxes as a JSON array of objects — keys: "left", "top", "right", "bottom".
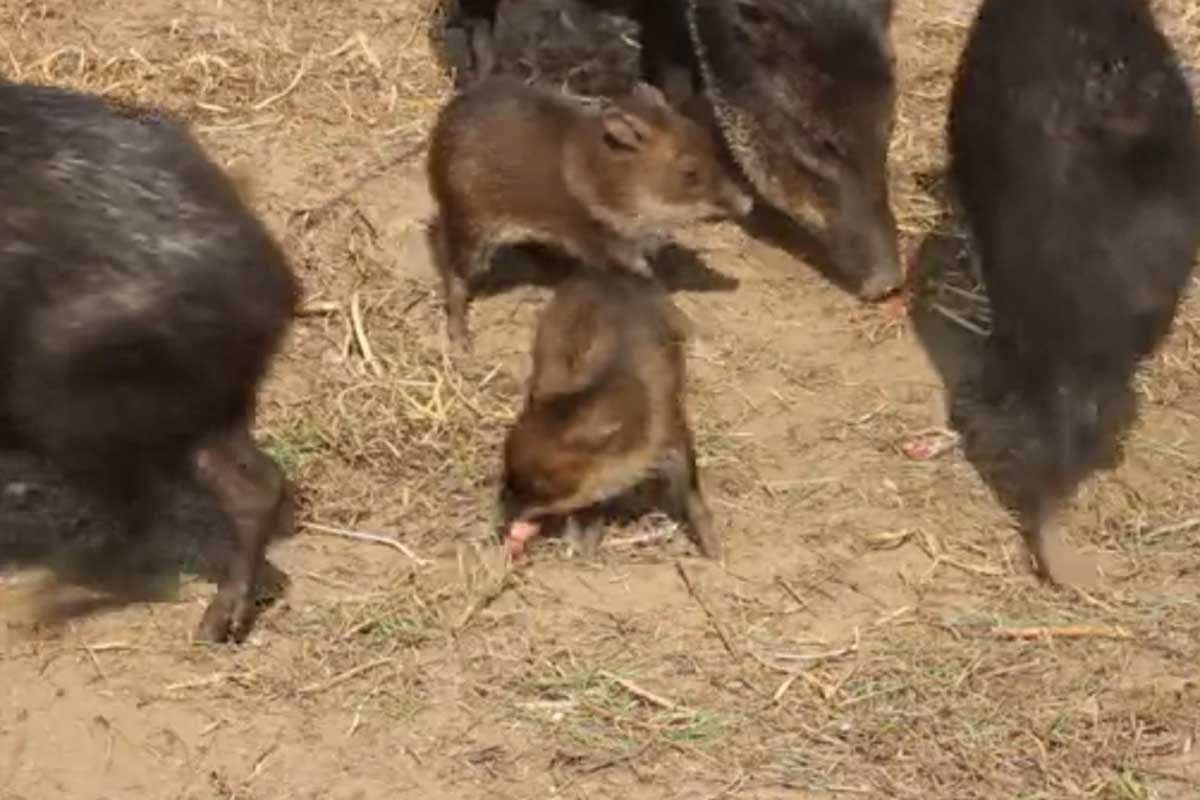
[
  {"left": 298, "top": 657, "right": 393, "bottom": 696},
  {"left": 455, "top": 568, "right": 516, "bottom": 631},
  {"left": 929, "top": 301, "right": 989, "bottom": 337},
  {"left": 771, "top": 671, "right": 802, "bottom": 704},
  {"left": 292, "top": 141, "right": 427, "bottom": 229},
  {"left": 598, "top": 670, "right": 686, "bottom": 712},
  {"left": 675, "top": 561, "right": 738, "bottom": 660},
  {"left": 349, "top": 292, "right": 384, "bottom": 378},
  {"left": 939, "top": 282, "right": 988, "bottom": 303},
  {"left": 992, "top": 625, "right": 1133, "bottom": 641},
  {"left": 602, "top": 529, "right": 674, "bottom": 550},
  {"left": 302, "top": 521, "right": 430, "bottom": 567},
  {"left": 166, "top": 673, "right": 234, "bottom": 692},
  {"left": 1143, "top": 516, "right": 1200, "bottom": 543},
  {"left": 297, "top": 300, "right": 340, "bottom": 317},
  {"left": 775, "top": 575, "right": 811, "bottom": 613},
  {"left": 941, "top": 557, "right": 1004, "bottom": 578},
  {"left": 252, "top": 54, "right": 308, "bottom": 111},
  {"left": 768, "top": 631, "right": 860, "bottom": 664},
  {"left": 82, "top": 643, "right": 108, "bottom": 684},
  {"left": 83, "top": 642, "right": 136, "bottom": 653},
  {"left": 1130, "top": 767, "right": 1200, "bottom": 787}
]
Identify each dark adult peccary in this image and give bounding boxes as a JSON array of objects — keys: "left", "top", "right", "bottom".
[
  {"left": 685, "top": 0, "right": 902, "bottom": 300},
  {"left": 498, "top": 271, "right": 721, "bottom": 561},
  {"left": 0, "top": 80, "right": 300, "bottom": 642},
  {"left": 491, "top": 0, "right": 644, "bottom": 97},
  {"left": 436, "top": 0, "right": 645, "bottom": 97},
  {"left": 426, "top": 75, "right": 752, "bottom": 350},
  {"left": 436, "top": 0, "right": 501, "bottom": 84},
  {"left": 947, "top": 0, "right": 1200, "bottom": 578}
]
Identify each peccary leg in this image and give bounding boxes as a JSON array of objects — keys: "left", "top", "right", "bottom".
[
  {"left": 662, "top": 433, "right": 722, "bottom": 560},
  {"left": 430, "top": 217, "right": 475, "bottom": 351},
  {"left": 194, "top": 420, "right": 292, "bottom": 643},
  {"left": 468, "top": 20, "right": 497, "bottom": 79},
  {"left": 1019, "top": 508, "right": 1051, "bottom": 581},
  {"left": 563, "top": 513, "right": 606, "bottom": 558},
  {"left": 443, "top": 269, "right": 472, "bottom": 352}
]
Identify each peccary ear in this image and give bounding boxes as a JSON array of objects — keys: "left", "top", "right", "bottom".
[
  {"left": 601, "top": 107, "right": 651, "bottom": 152},
  {"left": 630, "top": 81, "right": 669, "bottom": 110},
  {"left": 563, "top": 408, "right": 624, "bottom": 451}
]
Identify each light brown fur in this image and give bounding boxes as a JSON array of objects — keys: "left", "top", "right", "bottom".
[
  {"left": 498, "top": 270, "right": 721, "bottom": 560},
  {"left": 426, "top": 75, "right": 752, "bottom": 350}
]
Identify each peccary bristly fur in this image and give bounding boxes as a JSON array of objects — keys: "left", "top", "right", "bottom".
[
  {"left": 686, "top": 0, "right": 903, "bottom": 300},
  {"left": 948, "top": 0, "right": 1200, "bottom": 577},
  {"left": 0, "top": 80, "right": 300, "bottom": 642}
]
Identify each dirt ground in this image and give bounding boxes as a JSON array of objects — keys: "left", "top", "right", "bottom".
[{"left": 2, "top": 0, "right": 1199, "bottom": 798}]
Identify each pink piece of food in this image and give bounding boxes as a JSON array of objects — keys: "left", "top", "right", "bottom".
[{"left": 505, "top": 519, "right": 541, "bottom": 557}]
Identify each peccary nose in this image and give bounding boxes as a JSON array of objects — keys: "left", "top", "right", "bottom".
[
  {"left": 838, "top": 218, "right": 902, "bottom": 301},
  {"left": 858, "top": 261, "right": 903, "bottom": 301}
]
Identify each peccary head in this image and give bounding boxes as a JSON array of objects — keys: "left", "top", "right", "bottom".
[
  {"left": 499, "top": 375, "right": 653, "bottom": 526},
  {"left": 567, "top": 81, "right": 755, "bottom": 235},
  {"left": 686, "top": 0, "right": 902, "bottom": 299}
]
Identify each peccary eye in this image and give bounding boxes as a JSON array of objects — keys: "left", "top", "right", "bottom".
[{"left": 682, "top": 166, "right": 701, "bottom": 186}]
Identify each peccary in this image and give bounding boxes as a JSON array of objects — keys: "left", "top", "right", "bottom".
[
  {"left": 426, "top": 75, "right": 753, "bottom": 350},
  {"left": 0, "top": 80, "right": 299, "bottom": 642},
  {"left": 436, "top": 0, "right": 645, "bottom": 97},
  {"left": 436, "top": 0, "right": 502, "bottom": 84},
  {"left": 498, "top": 271, "right": 720, "bottom": 560},
  {"left": 686, "top": 0, "right": 903, "bottom": 300},
  {"left": 947, "top": 0, "right": 1200, "bottom": 577}
]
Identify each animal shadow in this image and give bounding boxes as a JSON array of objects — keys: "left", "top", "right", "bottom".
[
  {"left": 495, "top": 475, "right": 705, "bottom": 557},
  {"left": 737, "top": 202, "right": 861, "bottom": 296},
  {"left": 0, "top": 450, "right": 288, "bottom": 634},
  {"left": 906, "top": 169, "right": 1129, "bottom": 564},
  {"left": 469, "top": 240, "right": 740, "bottom": 300}
]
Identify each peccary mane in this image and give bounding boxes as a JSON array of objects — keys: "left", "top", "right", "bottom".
[
  {"left": 686, "top": 0, "right": 893, "bottom": 100},
  {"left": 785, "top": 0, "right": 893, "bottom": 86},
  {"left": 490, "top": 0, "right": 643, "bottom": 97},
  {"left": 685, "top": 0, "right": 894, "bottom": 209}
]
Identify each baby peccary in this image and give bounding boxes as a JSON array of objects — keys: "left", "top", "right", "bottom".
[
  {"left": 0, "top": 80, "right": 299, "bottom": 642},
  {"left": 427, "top": 75, "right": 753, "bottom": 350},
  {"left": 686, "top": 0, "right": 902, "bottom": 300},
  {"left": 498, "top": 271, "right": 720, "bottom": 560},
  {"left": 948, "top": 0, "right": 1200, "bottom": 578}
]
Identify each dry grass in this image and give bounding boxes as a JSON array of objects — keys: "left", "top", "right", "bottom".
[{"left": 2, "top": 0, "right": 1200, "bottom": 798}]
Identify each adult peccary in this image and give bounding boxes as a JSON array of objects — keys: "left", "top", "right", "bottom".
[
  {"left": 427, "top": 75, "right": 752, "bottom": 350},
  {"left": 947, "top": 0, "right": 1200, "bottom": 578},
  {"left": 435, "top": 0, "right": 645, "bottom": 97},
  {"left": 685, "top": 0, "right": 903, "bottom": 300},
  {"left": 0, "top": 80, "right": 299, "bottom": 642}
]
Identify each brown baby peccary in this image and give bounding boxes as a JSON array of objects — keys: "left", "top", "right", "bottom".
[
  {"left": 426, "top": 75, "right": 752, "bottom": 350},
  {"left": 497, "top": 269, "right": 720, "bottom": 560}
]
